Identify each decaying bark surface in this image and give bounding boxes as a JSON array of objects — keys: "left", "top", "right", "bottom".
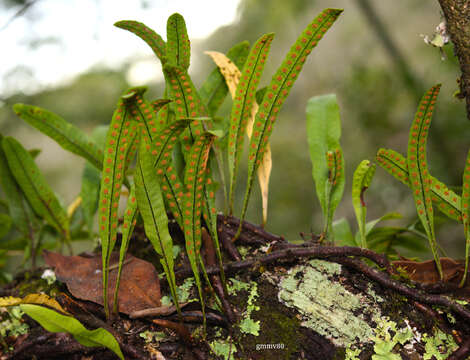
[
  {"left": 438, "top": 0, "right": 470, "bottom": 119},
  {"left": 2, "top": 216, "right": 470, "bottom": 359}
]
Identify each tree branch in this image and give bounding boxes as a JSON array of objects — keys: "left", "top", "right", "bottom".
[{"left": 438, "top": 0, "right": 470, "bottom": 119}]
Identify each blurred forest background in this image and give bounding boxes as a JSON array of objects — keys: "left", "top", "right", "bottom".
[{"left": 0, "top": 0, "right": 468, "bottom": 270}]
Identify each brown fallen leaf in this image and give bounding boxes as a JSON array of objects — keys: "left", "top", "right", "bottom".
[
  {"left": 393, "top": 257, "right": 465, "bottom": 285},
  {"left": 43, "top": 251, "right": 161, "bottom": 315}
]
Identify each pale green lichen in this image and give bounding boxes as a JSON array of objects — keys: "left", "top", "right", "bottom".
[
  {"left": 0, "top": 306, "right": 29, "bottom": 350},
  {"left": 228, "top": 278, "right": 260, "bottom": 336},
  {"left": 422, "top": 329, "right": 458, "bottom": 360},
  {"left": 139, "top": 330, "right": 168, "bottom": 343},
  {"left": 210, "top": 337, "right": 237, "bottom": 360},
  {"left": 345, "top": 348, "right": 361, "bottom": 360},
  {"left": 161, "top": 277, "right": 196, "bottom": 306},
  {"left": 278, "top": 259, "right": 383, "bottom": 347},
  {"left": 370, "top": 318, "right": 413, "bottom": 360}
]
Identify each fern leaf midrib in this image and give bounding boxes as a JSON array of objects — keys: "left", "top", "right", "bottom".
[
  {"left": 8, "top": 145, "right": 66, "bottom": 237},
  {"left": 163, "top": 173, "right": 184, "bottom": 221},
  {"left": 232, "top": 40, "right": 269, "bottom": 155},
  {"left": 137, "top": 107, "right": 153, "bottom": 143},
  {"left": 104, "top": 108, "right": 129, "bottom": 265},
  {"left": 175, "top": 18, "right": 181, "bottom": 66},
  {"left": 189, "top": 143, "right": 207, "bottom": 253},
  {"left": 253, "top": 15, "right": 332, "bottom": 166},
  {"left": 137, "top": 161, "right": 173, "bottom": 273},
  {"left": 413, "top": 97, "right": 434, "bottom": 233},
  {"left": 174, "top": 74, "right": 194, "bottom": 142}
]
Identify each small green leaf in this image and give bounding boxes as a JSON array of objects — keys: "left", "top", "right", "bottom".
[
  {"left": 135, "top": 139, "right": 179, "bottom": 313},
  {"left": 0, "top": 214, "right": 12, "bottom": 239},
  {"left": 239, "top": 9, "right": 343, "bottom": 235},
  {"left": 13, "top": 104, "right": 104, "bottom": 171},
  {"left": 352, "top": 160, "right": 376, "bottom": 248},
  {"left": 199, "top": 41, "right": 251, "bottom": 116},
  {"left": 0, "top": 133, "right": 35, "bottom": 238},
  {"left": 376, "top": 148, "right": 462, "bottom": 221},
  {"left": 20, "top": 304, "right": 124, "bottom": 360},
  {"left": 228, "top": 33, "right": 274, "bottom": 213},
  {"left": 407, "top": 84, "right": 442, "bottom": 279},
  {"left": 2, "top": 137, "right": 69, "bottom": 239},
  {"left": 323, "top": 148, "right": 344, "bottom": 239},
  {"left": 461, "top": 149, "right": 470, "bottom": 287},
  {"left": 114, "top": 20, "right": 166, "bottom": 64},
  {"left": 166, "top": 13, "right": 190, "bottom": 70},
  {"left": 306, "top": 94, "right": 345, "bottom": 239},
  {"left": 332, "top": 218, "right": 355, "bottom": 246}
]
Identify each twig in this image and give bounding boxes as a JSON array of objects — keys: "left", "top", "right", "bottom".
[
  {"left": 175, "top": 245, "right": 393, "bottom": 280},
  {"left": 333, "top": 257, "right": 470, "bottom": 322},
  {"left": 130, "top": 302, "right": 190, "bottom": 319},
  {"left": 202, "top": 228, "right": 236, "bottom": 322}
]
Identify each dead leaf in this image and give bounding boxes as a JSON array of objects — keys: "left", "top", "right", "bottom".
[
  {"left": 207, "top": 51, "right": 272, "bottom": 225},
  {"left": 43, "top": 251, "right": 161, "bottom": 315},
  {"left": 393, "top": 257, "right": 465, "bottom": 285},
  {"left": 0, "top": 294, "right": 69, "bottom": 314},
  {"left": 204, "top": 51, "right": 241, "bottom": 98}
]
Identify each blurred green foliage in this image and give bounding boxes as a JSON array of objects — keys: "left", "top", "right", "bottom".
[{"left": 1, "top": 0, "right": 469, "bottom": 270}]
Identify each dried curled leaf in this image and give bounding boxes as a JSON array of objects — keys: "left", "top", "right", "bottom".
[
  {"left": 210, "top": 50, "right": 273, "bottom": 225},
  {"left": 227, "top": 33, "right": 274, "bottom": 213},
  {"left": 204, "top": 51, "right": 242, "bottom": 99},
  {"left": 44, "top": 251, "right": 162, "bottom": 314},
  {"left": 0, "top": 293, "right": 68, "bottom": 315},
  {"left": 239, "top": 9, "right": 343, "bottom": 236},
  {"left": 200, "top": 41, "right": 250, "bottom": 115}
]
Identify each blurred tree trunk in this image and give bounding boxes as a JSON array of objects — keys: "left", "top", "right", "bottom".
[{"left": 438, "top": 0, "right": 470, "bottom": 120}]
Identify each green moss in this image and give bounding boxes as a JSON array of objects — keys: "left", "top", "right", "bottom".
[{"left": 278, "top": 259, "right": 383, "bottom": 347}]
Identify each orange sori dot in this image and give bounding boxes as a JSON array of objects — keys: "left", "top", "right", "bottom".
[{"left": 104, "top": 177, "right": 110, "bottom": 184}]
